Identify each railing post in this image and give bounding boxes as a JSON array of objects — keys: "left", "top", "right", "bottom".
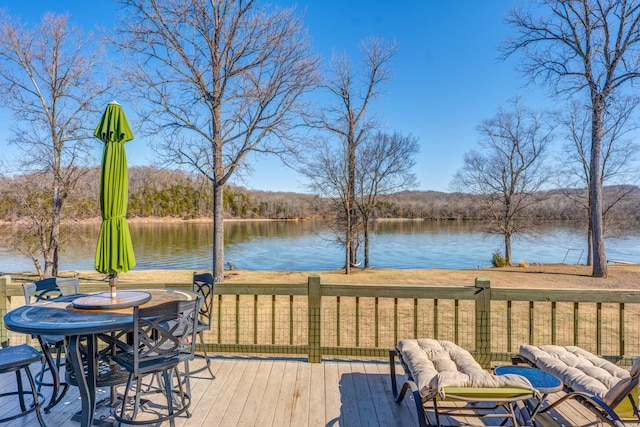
[
  {"left": 475, "top": 277, "right": 491, "bottom": 368},
  {"left": 0, "top": 275, "right": 10, "bottom": 346},
  {"left": 308, "top": 275, "right": 321, "bottom": 363}
]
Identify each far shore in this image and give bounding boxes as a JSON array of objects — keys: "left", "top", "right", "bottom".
[
  {"left": 0, "top": 216, "right": 323, "bottom": 227},
  {"left": 4, "top": 264, "right": 640, "bottom": 290}
]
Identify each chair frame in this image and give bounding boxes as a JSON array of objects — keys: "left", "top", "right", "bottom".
[
  {"left": 22, "top": 275, "right": 80, "bottom": 412},
  {"left": 112, "top": 299, "right": 199, "bottom": 427},
  {"left": 390, "top": 348, "right": 534, "bottom": 427},
  {"left": 191, "top": 272, "right": 216, "bottom": 378},
  {"left": 513, "top": 351, "right": 637, "bottom": 427},
  {"left": 0, "top": 344, "right": 46, "bottom": 427}
]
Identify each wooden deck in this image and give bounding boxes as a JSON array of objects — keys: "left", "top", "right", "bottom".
[{"left": 2, "top": 356, "right": 639, "bottom": 426}]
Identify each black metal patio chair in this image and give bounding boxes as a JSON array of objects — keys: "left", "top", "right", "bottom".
[
  {"left": 22, "top": 275, "right": 79, "bottom": 411},
  {"left": 111, "top": 298, "right": 199, "bottom": 427},
  {"left": 0, "top": 344, "right": 46, "bottom": 426},
  {"left": 190, "top": 272, "right": 216, "bottom": 378}
]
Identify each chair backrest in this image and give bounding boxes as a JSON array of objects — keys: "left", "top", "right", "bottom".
[
  {"left": 132, "top": 299, "right": 199, "bottom": 377},
  {"left": 604, "top": 356, "right": 640, "bottom": 410},
  {"left": 23, "top": 275, "right": 80, "bottom": 305},
  {"left": 192, "top": 272, "right": 215, "bottom": 328}
]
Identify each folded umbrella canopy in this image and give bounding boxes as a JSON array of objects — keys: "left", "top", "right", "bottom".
[{"left": 94, "top": 101, "right": 136, "bottom": 297}]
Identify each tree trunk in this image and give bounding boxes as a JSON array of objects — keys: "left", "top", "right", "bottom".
[
  {"left": 363, "top": 216, "right": 370, "bottom": 269},
  {"left": 505, "top": 233, "right": 512, "bottom": 266},
  {"left": 344, "top": 208, "right": 351, "bottom": 274},
  {"left": 586, "top": 217, "right": 593, "bottom": 266},
  {"left": 346, "top": 133, "right": 357, "bottom": 274},
  {"left": 590, "top": 102, "right": 607, "bottom": 277},
  {"left": 213, "top": 180, "right": 225, "bottom": 282}
]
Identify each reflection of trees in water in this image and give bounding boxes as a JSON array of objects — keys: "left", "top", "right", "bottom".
[
  {"left": 52, "top": 220, "right": 326, "bottom": 258},
  {"left": 371, "top": 219, "right": 587, "bottom": 237},
  {"left": 372, "top": 220, "right": 486, "bottom": 235},
  {"left": 58, "top": 223, "right": 101, "bottom": 258},
  {"left": 129, "top": 222, "right": 213, "bottom": 257},
  {"left": 224, "top": 220, "right": 324, "bottom": 243}
]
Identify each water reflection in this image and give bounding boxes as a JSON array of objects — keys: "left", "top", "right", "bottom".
[{"left": 1, "top": 219, "right": 638, "bottom": 272}]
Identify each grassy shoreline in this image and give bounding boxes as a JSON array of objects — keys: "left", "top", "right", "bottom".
[{"left": 5, "top": 264, "right": 640, "bottom": 289}]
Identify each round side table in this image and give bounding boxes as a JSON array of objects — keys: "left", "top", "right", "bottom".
[{"left": 494, "top": 365, "right": 563, "bottom": 419}]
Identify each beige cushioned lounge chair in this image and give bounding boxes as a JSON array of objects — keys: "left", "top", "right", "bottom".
[
  {"left": 390, "top": 339, "right": 537, "bottom": 426},
  {"left": 517, "top": 344, "right": 640, "bottom": 426}
]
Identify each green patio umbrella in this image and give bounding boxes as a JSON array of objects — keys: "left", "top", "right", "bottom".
[{"left": 94, "top": 101, "right": 136, "bottom": 298}]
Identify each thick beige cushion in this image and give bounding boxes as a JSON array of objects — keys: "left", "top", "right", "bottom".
[
  {"left": 519, "top": 344, "right": 640, "bottom": 405},
  {"left": 398, "top": 339, "right": 534, "bottom": 400}
]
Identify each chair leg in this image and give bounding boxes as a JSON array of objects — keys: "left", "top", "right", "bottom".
[
  {"left": 132, "top": 377, "right": 143, "bottom": 420},
  {"left": 175, "top": 366, "right": 191, "bottom": 417},
  {"left": 198, "top": 331, "right": 215, "bottom": 378},
  {"left": 4, "top": 367, "right": 46, "bottom": 427},
  {"left": 15, "top": 370, "right": 27, "bottom": 412},
  {"left": 183, "top": 360, "right": 192, "bottom": 398},
  {"left": 36, "top": 339, "right": 69, "bottom": 412},
  {"left": 24, "top": 365, "right": 47, "bottom": 427},
  {"left": 163, "top": 370, "right": 175, "bottom": 427}
]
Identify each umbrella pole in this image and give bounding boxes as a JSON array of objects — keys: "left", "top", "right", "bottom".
[{"left": 109, "top": 273, "right": 117, "bottom": 299}]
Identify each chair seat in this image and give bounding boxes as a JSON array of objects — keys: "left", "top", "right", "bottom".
[
  {"left": 39, "top": 335, "right": 64, "bottom": 346},
  {"left": 0, "top": 344, "right": 43, "bottom": 373},
  {"left": 66, "top": 355, "right": 130, "bottom": 387},
  {"left": 113, "top": 352, "right": 189, "bottom": 375}
]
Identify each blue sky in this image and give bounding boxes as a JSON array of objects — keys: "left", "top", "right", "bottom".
[{"left": 0, "top": 0, "right": 552, "bottom": 193}]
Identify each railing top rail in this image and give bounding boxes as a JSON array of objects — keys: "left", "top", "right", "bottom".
[
  {"left": 5, "top": 278, "right": 640, "bottom": 303},
  {"left": 491, "top": 288, "right": 640, "bottom": 303}
]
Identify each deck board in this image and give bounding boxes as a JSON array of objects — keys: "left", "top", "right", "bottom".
[
  {"left": 307, "top": 362, "right": 325, "bottom": 425},
  {"left": 270, "top": 359, "right": 299, "bottom": 427},
  {"left": 255, "top": 359, "right": 285, "bottom": 426},
  {"left": 235, "top": 359, "right": 273, "bottom": 426},
  {"left": 290, "top": 359, "right": 311, "bottom": 426},
  {"left": 3, "top": 356, "right": 640, "bottom": 427},
  {"left": 323, "top": 360, "right": 342, "bottom": 426}
]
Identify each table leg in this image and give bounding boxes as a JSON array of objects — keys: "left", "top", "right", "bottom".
[{"left": 67, "top": 334, "right": 97, "bottom": 427}]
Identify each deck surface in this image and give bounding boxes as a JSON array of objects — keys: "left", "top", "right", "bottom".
[{"left": 2, "top": 355, "right": 638, "bottom": 426}]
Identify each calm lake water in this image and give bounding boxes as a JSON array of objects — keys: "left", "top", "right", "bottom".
[{"left": 2, "top": 219, "right": 640, "bottom": 272}]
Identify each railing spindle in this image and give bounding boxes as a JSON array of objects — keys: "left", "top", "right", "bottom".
[
  {"left": 433, "top": 299, "right": 439, "bottom": 340},
  {"left": 551, "top": 301, "right": 556, "bottom": 345},
  {"left": 529, "top": 301, "right": 534, "bottom": 345},
  {"left": 597, "top": 302, "right": 602, "bottom": 355},
  {"left": 254, "top": 294, "right": 258, "bottom": 345},
  {"left": 619, "top": 303, "right": 625, "bottom": 356},
  {"left": 355, "top": 296, "right": 360, "bottom": 347},
  {"left": 375, "top": 297, "right": 379, "bottom": 348},
  {"left": 574, "top": 302, "right": 579, "bottom": 346}
]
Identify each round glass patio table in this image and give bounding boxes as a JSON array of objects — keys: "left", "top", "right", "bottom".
[{"left": 4, "top": 288, "right": 199, "bottom": 427}]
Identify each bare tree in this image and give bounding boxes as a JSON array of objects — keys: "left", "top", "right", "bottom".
[
  {"left": 300, "top": 137, "right": 353, "bottom": 258},
  {"left": 502, "top": 0, "right": 640, "bottom": 277},
  {"left": 355, "top": 131, "right": 419, "bottom": 268},
  {"left": 451, "top": 99, "right": 554, "bottom": 265},
  {"left": 0, "top": 12, "right": 107, "bottom": 278},
  {"left": 111, "top": 0, "right": 319, "bottom": 281},
  {"left": 557, "top": 99, "right": 639, "bottom": 265},
  {"left": 307, "top": 37, "right": 396, "bottom": 274}
]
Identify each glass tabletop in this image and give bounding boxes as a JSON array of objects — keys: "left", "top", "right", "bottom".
[{"left": 494, "top": 365, "right": 563, "bottom": 394}]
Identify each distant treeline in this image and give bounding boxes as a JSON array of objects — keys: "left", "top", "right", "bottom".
[{"left": 2, "top": 166, "right": 640, "bottom": 226}]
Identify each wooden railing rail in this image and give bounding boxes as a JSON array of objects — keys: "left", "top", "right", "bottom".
[{"left": 1, "top": 275, "right": 638, "bottom": 367}]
